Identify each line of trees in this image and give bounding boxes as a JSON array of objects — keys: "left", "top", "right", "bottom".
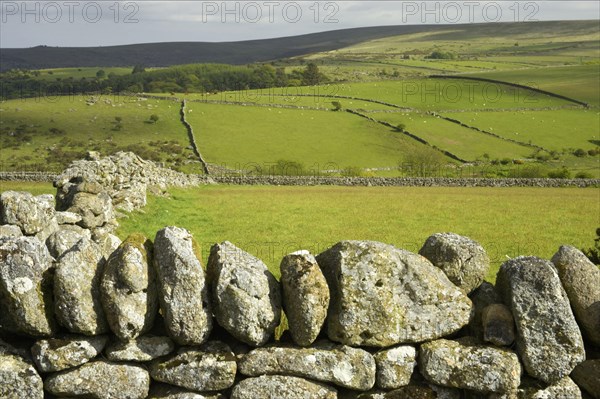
[{"left": 0, "top": 63, "right": 329, "bottom": 100}]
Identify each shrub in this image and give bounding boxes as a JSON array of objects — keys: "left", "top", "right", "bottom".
[
  {"left": 149, "top": 114, "right": 159, "bottom": 124},
  {"left": 262, "top": 160, "right": 306, "bottom": 176},
  {"left": 341, "top": 166, "right": 364, "bottom": 177},
  {"left": 331, "top": 101, "right": 342, "bottom": 111},
  {"left": 548, "top": 168, "right": 571, "bottom": 179},
  {"left": 500, "top": 158, "right": 512, "bottom": 165},
  {"left": 574, "top": 148, "right": 587, "bottom": 157},
  {"left": 588, "top": 148, "right": 599, "bottom": 156},
  {"left": 400, "top": 147, "right": 445, "bottom": 177},
  {"left": 508, "top": 165, "right": 545, "bottom": 178},
  {"left": 581, "top": 228, "right": 600, "bottom": 265},
  {"left": 575, "top": 171, "right": 593, "bottom": 179},
  {"left": 395, "top": 123, "right": 406, "bottom": 132}
]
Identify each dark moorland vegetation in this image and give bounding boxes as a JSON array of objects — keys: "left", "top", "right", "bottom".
[{"left": 0, "top": 63, "right": 329, "bottom": 100}]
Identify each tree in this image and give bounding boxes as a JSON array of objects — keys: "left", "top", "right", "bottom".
[
  {"left": 331, "top": 101, "right": 342, "bottom": 111},
  {"left": 395, "top": 123, "right": 406, "bottom": 132},
  {"left": 149, "top": 114, "right": 159, "bottom": 124},
  {"left": 400, "top": 147, "right": 445, "bottom": 177},
  {"left": 112, "top": 116, "right": 123, "bottom": 131},
  {"left": 96, "top": 69, "right": 106, "bottom": 79},
  {"left": 132, "top": 65, "right": 146, "bottom": 74},
  {"left": 302, "top": 63, "right": 321, "bottom": 86}
]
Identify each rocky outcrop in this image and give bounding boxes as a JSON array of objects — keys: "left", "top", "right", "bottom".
[
  {"left": 100, "top": 234, "right": 158, "bottom": 341},
  {"left": 496, "top": 256, "right": 585, "bottom": 383},
  {"left": 239, "top": 341, "right": 376, "bottom": 390},
  {"left": 419, "top": 339, "right": 521, "bottom": 393},
  {"left": 0, "top": 353, "right": 44, "bottom": 399},
  {"left": 481, "top": 303, "right": 515, "bottom": 347},
  {"left": 551, "top": 245, "right": 600, "bottom": 346},
  {"left": 105, "top": 335, "right": 175, "bottom": 362},
  {"left": 280, "top": 250, "right": 329, "bottom": 347},
  {"left": 0, "top": 191, "right": 55, "bottom": 236},
  {"left": 153, "top": 227, "right": 213, "bottom": 345},
  {"left": 1, "top": 185, "right": 597, "bottom": 398},
  {"left": 31, "top": 335, "right": 108, "bottom": 372},
  {"left": 0, "top": 236, "right": 56, "bottom": 337},
  {"left": 231, "top": 375, "right": 338, "bottom": 399},
  {"left": 419, "top": 232, "right": 490, "bottom": 293},
  {"left": 208, "top": 241, "right": 281, "bottom": 346},
  {"left": 54, "top": 152, "right": 211, "bottom": 213},
  {"left": 571, "top": 360, "right": 600, "bottom": 398},
  {"left": 44, "top": 360, "right": 150, "bottom": 399},
  {"left": 149, "top": 341, "right": 237, "bottom": 392},
  {"left": 53, "top": 237, "right": 108, "bottom": 335},
  {"left": 373, "top": 345, "right": 417, "bottom": 389},
  {"left": 316, "top": 241, "right": 472, "bottom": 346}
]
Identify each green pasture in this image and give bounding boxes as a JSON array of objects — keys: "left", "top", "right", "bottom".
[
  {"left": 370, "top": 112, "right": 532, "bottom": 161},
  {"left": 116, "top": 185, "right": 600, "bottom": 282},
  {"left": 0, "top": 181, "right": 54, "bottom": 195},
  {"left": 184, "top": 103, "right": 442, "bottom": 171},
  {"left": 318, "top": 79, "right": 572, "bottom": 111},
  {"left": 0, "top": 95, "right": 202, "bottom": 172},
  {"left": 460, "top": 65, "right": 600, "bottom": 105},
  {"left": 442, "top": 109, "right": 600, "bottom": 151}
]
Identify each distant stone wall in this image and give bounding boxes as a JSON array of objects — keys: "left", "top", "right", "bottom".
[
  {"left": 0, "top": 172, "right": 58, "bottom": 182},
  {"left": 212, "top": 175, "right": 600, "bottom": 188},
  {"left": 0, "top": 153, "right": 599, "bottom": 398}
]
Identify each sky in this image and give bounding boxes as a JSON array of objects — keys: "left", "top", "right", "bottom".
[{"left": 1, "top": 1, "right": 599, "bottom": 48}]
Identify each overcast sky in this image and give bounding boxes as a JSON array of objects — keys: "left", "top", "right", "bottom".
[{"left": 1, "top": 1, "right": 598, "bottom": 48}]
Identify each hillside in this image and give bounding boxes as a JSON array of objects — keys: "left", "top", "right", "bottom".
[
  {"left": 2, "top": 20, "right": 597, "bottom": 71},
  {"left": 0, "top": 25, "right": 436, "bottom": 71}
]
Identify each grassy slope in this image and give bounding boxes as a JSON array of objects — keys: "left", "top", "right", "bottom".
[
  {"left": 371, "top": 112, "right": 532, "bottom": 160},
  {"left": 322, "top": 79, "right": 572, "bottom": 110},
  {"left": 442, "top": 109, "right": 600, "bottom": 150},
  {"left": 459, "top": 65, "right": 600, "bottom": 106},
  {"left": 0, "top": 95, "right": 200, "bottom": 172},
  {"left": 117, "top": 185, "right": 600, "bottom": 282},
  {"left": 184, "top": 102, "right": 446, "bottom": 170}
]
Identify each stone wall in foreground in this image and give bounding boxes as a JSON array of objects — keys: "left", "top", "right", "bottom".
[
  {"left": 1, "top": 188, "right": 599, "bottom": 399},
  {"left": 1, "top": 153, "right": 599, "bottom": 398}
]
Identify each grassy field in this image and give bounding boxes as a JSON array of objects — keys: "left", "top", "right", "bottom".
[
  {"left": 184, "top": 102, "right": 445, "bottom": 171},
  {"left": 442, "top": 109, "right": 600, "bottom": 151},
  {"left": 1, "top": 21, "right": 598, "bottom": 178},
  {"left": 115, "top": 185, "right": 600, "bottom": 282},
  {"left": 460, "top": 65, "right": 600, "bottom": 106},
  {"left": 316, "top": 79, "right": 572, "bottom": 111},
  {"left": 1, "top": 182, "right": 597, "bottom": 281},
  {"left": 370, "top": 112, "right": 532, "bottom": 161},
  {"left": 0, "top": 181, "right": 54, "bottom": 195},
  {"left": 0, "top": 95, "right": 204, "bottom": 173}
]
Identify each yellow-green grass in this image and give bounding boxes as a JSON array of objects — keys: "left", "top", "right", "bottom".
[
  {"left": 117, "top": 185, "right": 600, "bottom": 282},
  {"left": 442, "top": 109, "right": 600, "bottom": 151},
  {"left": 0, "top": 181, "right": 54, "bottom": 195},
  {"left": 316, "top": 79, "right": 571, "bottom": 111},
  {"left": 460, "top": 64, "right": 600, "bottom": 106},
  {"left": 370, "top": 112, "right": 532, "bottom": 161},
  {"left": 184, "top": 103, "right": 444, "bottom": 170},
  {"left": 148, "top": 90, "right": 401, "bottom": 112},
  {"left": 152, "top": 77, "right": 572, "bottom": 111},
  {"left": 0, "top": 95, "right": 195, "bottom": 171}
]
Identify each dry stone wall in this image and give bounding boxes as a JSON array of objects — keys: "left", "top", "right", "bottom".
[{"left": 1, "top": 153, "right": 599, "bottom": 399}]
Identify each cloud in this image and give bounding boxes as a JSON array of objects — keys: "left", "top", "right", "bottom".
[{"left": 1, "top": 0, "right": 598, "bottom": 48}]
